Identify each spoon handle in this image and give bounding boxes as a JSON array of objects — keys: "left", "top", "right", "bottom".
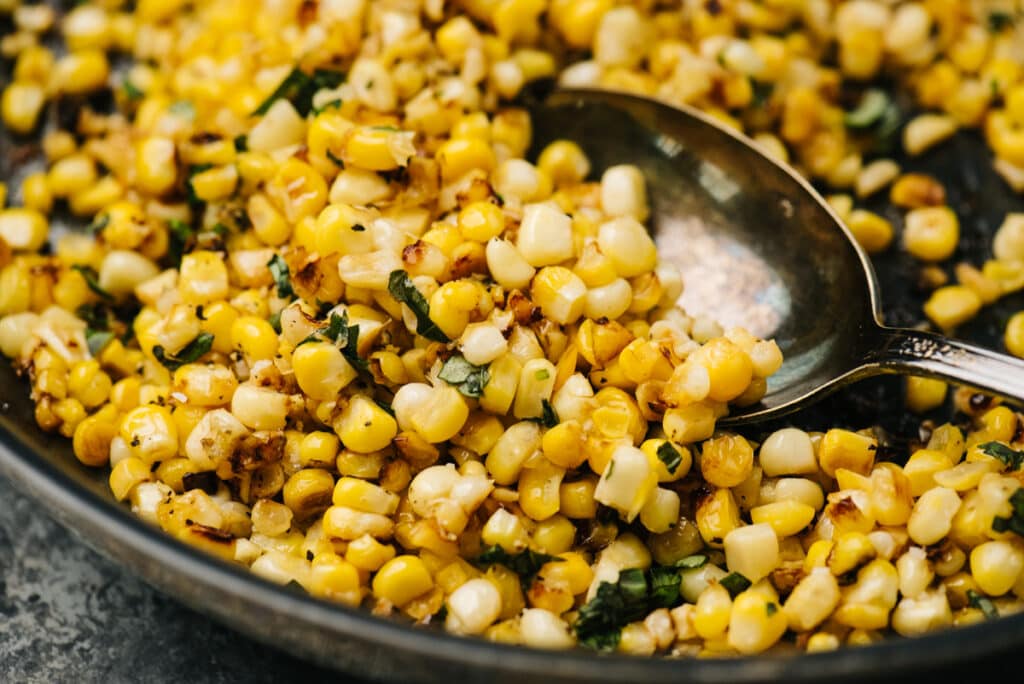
[{"left": 866, "top": 326, "right": 1024, "bottom": 402}]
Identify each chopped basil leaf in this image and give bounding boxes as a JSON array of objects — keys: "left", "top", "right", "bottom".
[
  {"left": 539, "top": 399, "right": 558, "bottom": 428},
  {"left": 152, "top": 333, "right": 215, "bottom": 370},
  {"left": 992, "top": 489, "right": 1024, "bottom": 536},
  {"left": 71, "top": 265, "right": 113, "bottom": 300},
  {"left": 85, "top": 329, "right": 114, "bottom": 357},
  {"left": 186, "top": 163, "right": 214, "bottom": 206},
  {"left": 266, "top": 254, "right": 294, "bottom": 299},
  {"left": 313, "top": 98, "right": 342, "bottom": 115},
  {"left": 675, "top": 554, "right": 708, "bottom": 569},
  {"left": 967, "top": 589, "right": 998, "bottom": 619},
  {"left": 989, "top": 11, "right": 1014, "bottom": 32},
  {"left": 87, "top": 212, "right": 110, "bottom": 234},
  {"left": 605, "top": 459, "right": 615, "bottom": 479},
  {"left": 268, "top": 311, "right": 282, "bottom": 334},
  {"left": 296, "top": 312, "right": 367, "bottom": 371},
  {"left": 979, "top": 441, "right": 1024, "bottom": 470},
  {"left": 252, "top": 67, "right": 346, "bottom": 117},
  {"left": 438, "top": 354, "right": 490, "bottom": 398},
  {"left": 233, "top": 134, "right": 248, "bottom": 152},
  {"left": 326, "top": 149, "right": 345, "bottom": 168},
  {"left": 844, "top": 89, "right": 891, "bottom": 129},
  {"left": 657, "top": 442, "right": 682, "bottom": 474},
  {"left": 122, "top": 78, "right": 144, "bottom": 101},
  {"left": 720, "top": 572, "right": 751, "bottom": 597},
  {"left": 387, "top": 270, "right": 450, "bottom": 342},
  {"left": 575, "top": 567, "right": 679, "bottom": 652},
  {"left": 476, "top": 545, "right": 563, "bottom": 590},
  {"left": 167, "top": 218, "right": 197, "bottom": 266},
  {"left": 374, "top": 398, "right": 396, "bottom": 416},
  {"left": 766, "top": 602, "right": 779, "bottom": 617},
  {"left": 648, "top": 566, "right": 681, "bottom": 609}
]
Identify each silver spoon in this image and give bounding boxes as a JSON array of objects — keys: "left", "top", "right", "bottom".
[{"left": 530, "top": 88, "right": 1024, "bottom": 425}]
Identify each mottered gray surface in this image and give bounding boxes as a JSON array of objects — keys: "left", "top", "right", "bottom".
[{"left": 0, "top": 472, "right": 356, "bottom": 684}]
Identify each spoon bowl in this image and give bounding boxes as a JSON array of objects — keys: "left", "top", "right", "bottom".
[{"left": 530, "top": 89, "right": 1024, "bottom": 423}]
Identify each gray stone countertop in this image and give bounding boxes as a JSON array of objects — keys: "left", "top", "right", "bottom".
[
  {"left": 0, "top": 472, "right": 365, "bottom": 684},
  {"left": 0, "top": 469, "right": 1016, "bottom": 684}
]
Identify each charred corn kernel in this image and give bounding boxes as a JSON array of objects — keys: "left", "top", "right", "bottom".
[
  {"left": 908, "top": 487, "right": 961, "bottom": 546},
  {"left": 0, "top": 208, "right": 47, "bottom": 253},
  {"left": 530, "top": 267, "right": 586, "bottom": 325},
  {"left": 335, "top": 395, "right": 399, "bottom": 453},
  {"left": 924, "top": 285, "right": 981, "bottom": 330},
  {"left": 784, "top": 568, "right": 840, "bottom": 632},
  {"left": 829, "top": 532, "right": 876, "bottom": 576},
  {"left": 845, "top": 210, "right": 893, "bottom": 254},
  {"left": 281, "top": 469, "right": 334, "bottom": 520},
  {"left": 890, "top": 173, "right": 946, "bottom": 209},
  {"left": 818, "top": 429, "right": 876, "bottom": 477},
  {"left": 696, "top": 487, "right": 742, "bottom": 547},
  {"left": 906, "top": 377, "right": 947, "bottom": 413},
  {"left": 970, "top": 541, "right": 1024, "bottom": 597},
  {"left": 700, "top": 433, "right": 754, "bottom": 488},
  {"left": 72, "top": 415, "right": 117, "bottom": 467},
  {"left": 1, "top": 81, "right": 45, "bottom": 134},
  {"left": 109, "top": 456, "right": 152, "bottom": 501},
  {"left": 119, "top": 405, "right": 177, "bottom": 464},
  {"left": 903, "top": 207, "right": 959, "bottom": 262}
]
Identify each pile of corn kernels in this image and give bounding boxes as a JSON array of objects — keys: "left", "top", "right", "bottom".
[{"left": 2, "top": 0, "right": 1024, "bottom": 658}]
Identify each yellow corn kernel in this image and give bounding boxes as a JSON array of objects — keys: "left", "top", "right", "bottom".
[
  {"left": 458, "top": 201, "right": 505, "bottom": 243},
  {"left": 0, "top": 208, "right": 47, "bottom": 253},
  {"left": 728, "top": 588, "right": 787, "bottom": 654},
  {"left": 924, "top": 285, "right": 981, "bottom": 330},
  {"left": 332, "top": 477, "right": 399, "bottom": 516},
  {"left": 109, "top": 456, "right": 152, "bottom": 501},
  {"left": 135, "top": 137, "right": 177, "bottom": 196},
  {"left": 72, "top": 415, "right": 117, "bottom": 467},
  {"left": 345, "top": 534, "right": 396, "bottom": 572},
  {"left": 818, "top": 429, "right": 877, "bottom": 477},
  {"left": 693, "top": 582, "right": 732, "bottom": 640},
  {"left": 695, "top": 487, "right": 742, "bottom": 547},
  {"left": 906, "top": 376, "right": 948, "bottom": 414},
  {"left": 335, "top": 395, "right": 399, "bottom": 453},
  {"left": 903, "top": 207, "right": 959, "bottom": 262},
  {"left": 750, "top": 501, "right": 816, "bottom": 538},
  {"left": 1, "top": 81, "right": 46, "bottom": 134},
  {"left": 231, "top": 315, "right": 278, "bottom": 361},
  {"left": 970, "top": 541, "right": 1024, "bottom": 596},
  {"left": 541, "top": 420, "right": 585, "bottom": 469},
  {"left": 119, "top": 405, "right": 177, "bottom": 465},
  {"left": 343, "top": 127, "right": 414, "bottom": 172},
  {"left": 292, "top": 341, "right": 358, "bottom": 401},
  {"left": 700, "top": 433, "right": 754, "bottom": 488},
  {"left": 845, "top": 209, "right": 893, "bottom": 254},
  {"left": 436, "top": 137, "right": 495, "bottom": 181},
  {"left": 691, "top": 337, "right": 753, "bottom": 403}
]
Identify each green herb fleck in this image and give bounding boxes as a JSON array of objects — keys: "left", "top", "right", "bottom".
[
  {"left": 980, "top": 442, "right": 1024, "bottom": 470},
  {"left": 720, "top": 572, "right": 751, "bottom": 598},
  {"left": 297, "top": 312, "right": 367, "bottom": 371},
  {"left": 675, "top": 554, "right": 708, "bottom": 569},
  {"left": 605, "top": 459, "right": 615, "bottom": 479},
  {"left": 438, "top": 355, "right": 490, "bottom": 398},
  {"left": 266, "top": 254, "right": 294, "bottom": 299},
  {"left": 233, "top": 134, "right": 248, "bottom": 152},
  {"left": 85, "top": 329, "right": 114, "bottom": 357},
  {"left": 656, "top": 442, "right": 683, "bottom": 474},
  {"left": 538, "top": 399, "right": 558, "bottom": 428},
  {"left": 326, "top": 149, "right": 345, "bottom": 168},
  {"left": 122, "top": 78, "right": 144, "bottom": 101},
  {"left": 71, "top": 265, "right": 113, "bottom": 300},
  {"left": 476, "top": 546, "right": 563, "bottom": 591},
  {"left": 575, "top": 567, "right": 683, "bottom": 652},
  {"left": 387, "top": 270, "right": 450, "bottom": 343},
  {"left": 992, "top": 489, "right": 1024, "bottom": 536},
  {"left": 844, "top": 89, "right": 891, "bottom": 129},
  {"left": 534, "top": 369, "right": 550, "bottom": 381},
  {"left": 252, "top": 67, "right": 346, "bottom": 117},
  {"left": 989, "top": 11, "right": 1014, "bottom": 32},
  {"left": 313, "top": 98, "right": 342, "bottom": 115},
  {"left": 152, "top": 333, "right": 215, "bottom": 371},
  {"left": 268, "top": 311, "right": 282, "bottom": 334},
  {"left": 167, "top": 219, "right": 197, "bottom": 267},
  {"left": 87, "top": 213, "right": 110, "bottom": 234},
  {"left": 967, "top": 589, "right": 998, "bottom": 619}
]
